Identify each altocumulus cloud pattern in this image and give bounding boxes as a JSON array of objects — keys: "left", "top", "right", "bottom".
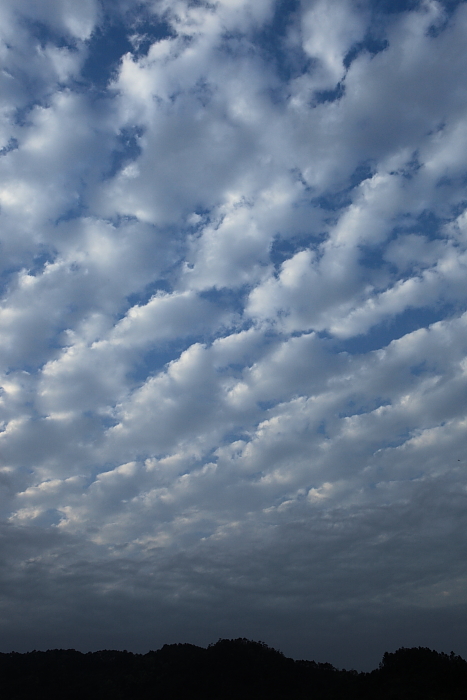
[{"left": 0, "top": 0, "right": 467, "bottom": 670}]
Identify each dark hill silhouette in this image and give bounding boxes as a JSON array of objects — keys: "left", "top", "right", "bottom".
[{"left": 0, "top": 638, "right": 466, "bottom": 699}]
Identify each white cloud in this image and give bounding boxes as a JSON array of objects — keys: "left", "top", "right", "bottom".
[{"left": 301, "top": 0, "right": 367, "bottom": 89}]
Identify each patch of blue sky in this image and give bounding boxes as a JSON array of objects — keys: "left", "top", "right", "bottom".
[
  {"left": 389, "top": 210, "right": 448, "bottom": 243},
  {"left": 317, "top": 421, "right": 328, "bottom": 437},
  {"left": 380, "top": 430, "right": 418, "bottom": 451},
  {"left": 257, "top": 400, "right": 277, "bottom": 412},
  {"left": 435, "top": 181, "right": 467, "bottom": 218},
  {"left": 128, "top": 335, "right": 209, "bottom": 383},
  {"left": 219, "top": 429, "right": 253, "bottom": 446},
  {"left": 105, "top": 126, "right": 144, "bottom": 179},
  {"left": 312, "top": 23, "right": 392, "bottom": 107},
  {"left": 437, "top": 174, "right": 467, "bottom": 191},
  {"left": 13, "top": 103, "right": 45, "bottom": 128},
  {"left": 409, "top": 360, "right": 430, "bottom": 376},
  {"left": 251, "top": 0, "right": 309, "bottom": 83},
  {"left": 104, "top": 213, "right": 142, "bottom": 228},
  {"left": 297, "top": 162, "right": 376, "bottom": 215},
  {"left": 28, "top": 249, "right": 58, "bottom": 276},
  {"left": 4, "top": 361, "right": 44, "bottom": 379},
  {"left": 358, "top": 243, "right": 390, "bottom": 272},
  {"left": 199, "top": 286, "right": 246, "bottom": 316},
  {"left": 29, "top": 508, "right": 66, "bottom": 528},
  {"left": 311, "top": 162, "right": 379, "bottom": 212},
  {"left": 123, "top": 12, "right": 175, "bottom": 59},
  {"left": 410, "top": 210, "right": 445, "bottom": 239},
  {"left": 80, "top": 13, "right": 173, "bottom": 89},
  {"left": 342, "top": 1, "right": 466, "bottom": 87},
  {"left": 80, "top": 20, "right": 134, "bottom": 88},
  {"left": 54, "top": 199, "right": 88, "bottom": 224},
  {"left": 312, "top": 189, "right": 354, "bottom": 215},
  {"left": 447, "top": 197, "right": 467, "bottom": 221},
  {"left": 338, "top": 397, "right": 392, "bottom": 420},
  {"left": 80, "top": 409, "right": 119, "bottom": 430},
  {"left": 21, "top": 17, "right": 78, "bottom": 50},
  {"left": 0, "top": 259, "right": 38, "bottom": 293},
  {"left": 216, "top": 364, "right": 248, "bottom": 381},
  {"left": 313, "top": 84, "right": 345, "bottom": 107},
  {"left": 335, "top": 303, "right": 457, "bottom": 355},
  {"left": 186, "top": 208, "right": 214, "bottom": 230},
  {"left": 369, "top": 0, "right": 420, "bottom": 14},
  {"left": 125, "top": 278, "right": 173, "bottom": 310},
  {"left": 289, "top": 167, "right": 312, "bottom": 192},
  {"left": 0, "top": 139, "right": 19, "bottom": 157},
  {"left": 366, "top": 211, "right": 447, "bottom": 265},
  {"left": 351, "top": 161, "right": 378, "bottom": 187},
  {"left": 426, "top": 0, "right": 467, "bottom": 35},
  {"left": 80, "top": 463, "right": 108, "bottom": 488},
  {"left": 269, "top": 234, "right": 322, "bottom": 269},
  {"left": 343, "top": 37, "right": 389, "bottom": 70}
]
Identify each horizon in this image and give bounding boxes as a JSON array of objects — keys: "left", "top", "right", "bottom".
[{"left": 0, "top": 0, "right": 467, "bottom": 673}]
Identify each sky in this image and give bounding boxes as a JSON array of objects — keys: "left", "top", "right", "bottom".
[{"left": 0, "top": 0, "right": 466, "bottom": 672}]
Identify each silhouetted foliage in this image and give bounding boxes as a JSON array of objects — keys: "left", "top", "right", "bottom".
[
  {"left": 371, "top": 647, "right": 467, "bottom": 700},
  {"left": 0, "top": 639, "right": 466, "bottom": 699}
]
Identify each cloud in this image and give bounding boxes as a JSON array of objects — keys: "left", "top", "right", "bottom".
[
  {"left": 301, "top": 0, "right": 367, "bottom": 89},
  {"left": 0, "top": 0, "right": 466, "bottom": 671}
]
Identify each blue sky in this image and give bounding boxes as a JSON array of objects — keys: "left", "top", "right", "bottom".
[{"left": 0, "top": 0, "right": 467, "bottom": 670}]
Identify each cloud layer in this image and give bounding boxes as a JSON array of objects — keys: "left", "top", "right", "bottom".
[{"left": 0, "top": 0, "right": 467, "bottom": 670}]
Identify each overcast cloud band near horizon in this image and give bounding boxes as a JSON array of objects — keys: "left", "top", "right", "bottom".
[{"left": 0, "top": 0, "right": 467, "bottom": 671}]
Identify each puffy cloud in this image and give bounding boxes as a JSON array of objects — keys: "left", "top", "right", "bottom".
[
  {"left": 0, "top": 0, "right": 467, "bottom": 670},
  {"left": 301, "top": 0, "right": 367, "bottom": 89},
  {"left": 0, "top": 0, "right": 98, "bottom": 151}
]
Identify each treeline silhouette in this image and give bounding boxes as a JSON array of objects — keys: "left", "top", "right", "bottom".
[{"left": 1, "top": 638, "right": 466, "bottom": 699}]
